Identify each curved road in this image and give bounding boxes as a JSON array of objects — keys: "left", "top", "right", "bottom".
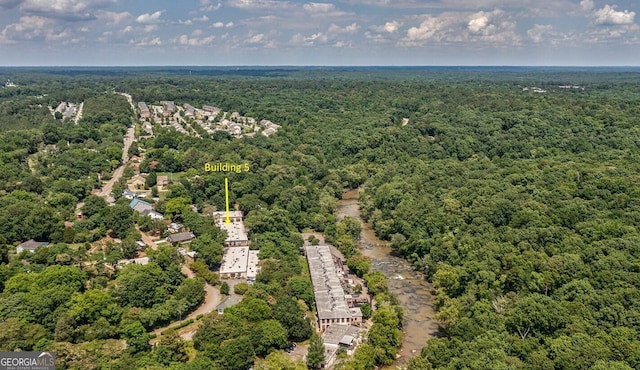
[{"left": 138, "top": 229, "right": 222, "bottom": 339}]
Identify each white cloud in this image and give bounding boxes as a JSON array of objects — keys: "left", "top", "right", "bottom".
[
  {"left": 18, "top": 0, "right": 116, "bottom": 21},
  {"left": 201, "top": 1, "right": 222, "bottom": 11},
  {"left": 468, "top": 9, "right": 503, "bottom": 34},
  {"left": 580, "top": 0, "right": 594, "bottom": 11},
  {"left": 131, "top": 36, "right": 162, "bottom": 47},
  {"left": 212, "top": 21, "right": 234, "bottom": 28},
  {"left": 586, "top": 23, "right": 640, "bottom": 42},
  {"left": 291, "top": 31, "right": 330, "bottom": 46},
  {"left": 527, "top": 24, "right": 553, "bottom": 43},
  {"left": 594, "top": 4, "right": 635, "bottom": 25},
  {"left": 96, "top": 11, "right": 132, "bottom": 25},
  {"left": 0, "top": 15, "right": 72, "bottom": 43},
  {"left": 303, "top": 2, "right": 335, "bottom": 13},
  {"left": 173, "top": 34, "right": 215, "bottom": 46},
  {"left": 193, "top": 15, "right": 209, "bottom": 22},
  {"left": 136, "top": 10, "right": 164, "bottom": 24},
  {"left": 402, "top": 10, "right": 520, "bottom": 47},
  {"left": 405, "top": 16, "right": 451, "bottom": 43},
  {"left": 228, "top": 0, "right": 291, "bottom": 10},
  {"left": 144, "top": 25, "right": 158, "bottom": 33},
  {"left": 379, "top": 20, "right": 402, "bottom": 33},
  {"left": 328, "top": 22, "right": 359, "bottom": 34},
  {"left": 247, "top": 33, "right": 265, "bottom": 43}
]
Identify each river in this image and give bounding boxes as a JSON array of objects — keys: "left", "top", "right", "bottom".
[{"left": 336, "top": 189, "right": 440, "bottom": 368}]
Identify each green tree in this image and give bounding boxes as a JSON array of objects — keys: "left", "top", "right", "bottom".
[
  {"left": 221, "top": 335, "right": 255, "bottom": 370},
  {"left": 174, "top": 278, "right": 206, "bottom": 311},
  {"left": 190, "top": 233, "right": 224, "bottom": 269},
  {"left": 121, "top": 320, "right": 150, "bottom": 353},
  {"left": 148, "top": 244, "right": 182, "bottom": 269},
  {"left": 307, "top": 332, "right": 325, "bottom": 369},
  {"left": 220, "top": 281, "right": 230, "bottom": 296},
  {"left": 114, "top": 263, "right": 167, "bottom": 308},
  {"left": 336, "top": 216, "right": 362, "bottom": 240},
  {"left": 360, "top": 303, "right": 372, "bottom": 319},
  {"left": 234, "top": 282, "right": 249, "bottom": 295},
  {"left": 82, "top": 195, "right": 107, "bottom": 218},
  {"left": 146, "top": 172, "right": 158, "bottom": 188},
  {"left": 287, "top": 276, "right": 314, "bottom": 308},
  {"left": 255, "top": 350, "right": 306, "bottom": 370},
  {"left": 363, "top": 270, "right": 388, "bottom": 296},
  {"left": 153, "top": 330, "right": 188, "bottom": 365},
  {"left": 251, "top": 319, "right": 288, "bottom": 357},
  {"left": 103, "top": 203, "right": 134, "bottom": 238},
  {"left": 347, "top": 254, "right": 371, "bottom": 278},
  {"left": 66, "top": 289, "right": 122, "bottom": 327}
]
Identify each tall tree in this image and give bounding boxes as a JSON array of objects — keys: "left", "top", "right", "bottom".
[{"left": 306, "top": 332, "right": 325, "bottom": 369}]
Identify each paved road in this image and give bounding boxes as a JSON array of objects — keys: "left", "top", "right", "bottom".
[
  {"left": 73, "top": 102, "right": 84, "bottom": 125},
  {"left": 96, "top": 126, "right": 135, "bottom": 204},
  {"left": 151, "top": 265, "right": 221, "bottom": 337},
  {"left": 140, "top": 229, "right": 223, "bottom": 339}
]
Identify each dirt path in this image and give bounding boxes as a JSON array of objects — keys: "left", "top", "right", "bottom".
[{"left": 96, "top": 126, "right": 135, "bottom": 204}]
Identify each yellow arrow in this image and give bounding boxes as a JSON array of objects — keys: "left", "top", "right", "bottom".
[{"left": 225, "top": 177, "right": 231, "bottom": 224}]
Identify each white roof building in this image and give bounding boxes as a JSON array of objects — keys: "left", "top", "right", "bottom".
[{"left": 212, "top": 211, "right": 250, "bottom": 247}]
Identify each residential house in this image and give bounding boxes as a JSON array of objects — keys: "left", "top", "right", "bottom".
[
  {"left": 203, "top": 105, "right": 221, "bottom": 114},
  {"left": 177, "top": 247, "right": 198, "bottom": 263},
  {"left": 183, "top": 103, "right": 195, "bottom": 117},
  {"left": 129, "top": 199, "right": 164, "bottom": 220},
  {"left": 16, "top": 239, "right": 49, "bottom": 254},
  {"left": 156, "top": 175, "right": 169, "bottom": 191},
  {"left": 138, "top": 102, "right": 150, "bottom": 118},
  {"left": 127, "top": 175, "right": 146, "bottom": 191},
  {"left": 262, "top": 127, "right": 277, "bottom": 137},
  {"left": 141, "top": 208, "right": 164, "bottom": 220},
  {"left": 117, "top": 257, "right": 149, "bottom": 268},
  {"left": 161, "top": 101, "right": 176, "bottom": 116},
  {"left": 167, "top": 231, "right": 196, "bottom": 245}
]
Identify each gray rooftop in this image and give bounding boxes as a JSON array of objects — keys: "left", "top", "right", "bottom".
[
  {"left": 216, "top": 295, "right": 241, "bottom": 312},
  {"left": 212, "top": 212, "right": 249, "bottom": 243},
  {"left": 167, "top": 232, "right": 195, "bottom": 243},
  {"left": 321, "top": 324, "right": 361, "bottom": 346},
  {"left": 305, "top": 245, "right": 352, "bottom": 321},
  {"left": 220, "top": 246, "right": 249, "bottom": 274}
]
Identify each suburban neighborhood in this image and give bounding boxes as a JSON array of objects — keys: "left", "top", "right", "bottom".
[{"left": 138, "top": 100, "right": 280, "bottom": 139}]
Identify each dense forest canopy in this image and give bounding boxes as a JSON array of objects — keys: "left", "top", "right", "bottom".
[{"left": 0, "top": 67, "right": 640, "bottom": 369}]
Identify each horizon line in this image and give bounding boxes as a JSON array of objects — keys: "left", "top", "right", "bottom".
[{"left": 1, "top": 64, "right": 640, "bottom": 68}]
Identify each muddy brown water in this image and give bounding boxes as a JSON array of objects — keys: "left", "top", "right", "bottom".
[{"left": 337, "top": 189, "right": 441, "bottom": 368}]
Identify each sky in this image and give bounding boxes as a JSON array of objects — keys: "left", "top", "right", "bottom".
[{"left": 0, "top": 0, "right": 638, "bottom": 66}]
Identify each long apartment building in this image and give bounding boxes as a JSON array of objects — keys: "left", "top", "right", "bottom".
[{"left": 305, "top": 245, "right": 362, "bottom": 331}]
